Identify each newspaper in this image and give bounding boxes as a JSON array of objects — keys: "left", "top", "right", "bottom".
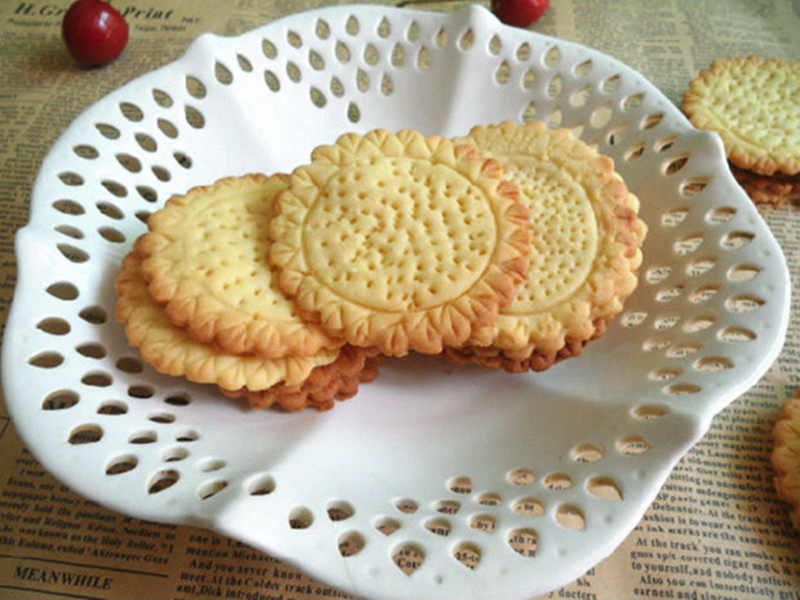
[{"left": 0, "top": 1, "right": 798, "bottom": 599}]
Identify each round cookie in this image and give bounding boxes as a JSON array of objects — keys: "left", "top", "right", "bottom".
[
  {"left": 445, "top": 120, "right": 646, "bottom": 371},
  {"left": 268, "top": 128, "right": 531, "bottom": 357},
  {"left": 138, "top": 174, "right": 342, "bottom": 358},
  {"left": 772, "top": 390, "right": 799, "bottom": 529},
  {"left": 116, "top": 251, "right": 340, "bottom": 394},
  {"left": 683, "top": 56, "right": 800, "bottom": 176}
]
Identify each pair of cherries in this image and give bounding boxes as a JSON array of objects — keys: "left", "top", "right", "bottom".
[{"left": 62, "top": 0, "right": 549, "bottom": 67}]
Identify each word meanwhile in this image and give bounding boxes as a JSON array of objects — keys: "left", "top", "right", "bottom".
[
  {"left": 13, "top": 565, "right": 112, "bottom": 591},
  {"left": 13, "top": 3, "right": 175, "bottom": 20}
]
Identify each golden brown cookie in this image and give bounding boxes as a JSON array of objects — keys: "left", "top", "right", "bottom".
[
  {"left": 683, "top": 56, "right": 800, "bottom": 176},
  {"left": 223, "top": 346, "right": 384, "bottom": 411},
  {"left": 772, "top": 390, "right": 799, "bottom": 529},
  {"left": 445, "top": 121, "right": 645, "bottom": 370},
  {"left": 138, "top": 174, "right": 342, "bottom": 358},
  {"left": 268, "top": 128, "right": 531, "bottom": 357},
  {"left": 731, "top": 164, "right": 799, "bottom": 207},
  {"left": 444, "top": 319, "right": 607, "bottom": 373},
  {"left": 116, "top": 251, "right": 339, "bottom": 394}
]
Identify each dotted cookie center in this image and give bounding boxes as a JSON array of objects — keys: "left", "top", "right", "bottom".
[
  {"left": 304, "top": 157, "right": 496, "bottom": 312},
  {"left": 502, "top": 158, "right": 598, "bottom": 315},
  {"left": 185, "top": 189, "right": 296, "bottom": 319},
  {"left": 708, "top": 65, "right": 800, "bottom": 155}
]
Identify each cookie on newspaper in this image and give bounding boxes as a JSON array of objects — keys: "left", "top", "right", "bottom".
[
  {"left": 138, "top": 174, "right": 342, "bottom": 358},
  {"left": 683, "top": 56, "right": 800, "bottom": 176},
  {"left": 116, "top": 251, "right": 340, "bottom": 406},
  {"left": 268, "top": 128, "right": 531, "bottom": 357},
  {"left": 731, "top": 165, "right": 799, "bottom": 207},
  {"left": 223, "top": 346, "right": 384, "bottom": 411},
  {"left": 771, "top": 390, "right": 799, "bottom": 529},
  {"left": 445, "top": 120, "right": 646, "bottom": 372}
]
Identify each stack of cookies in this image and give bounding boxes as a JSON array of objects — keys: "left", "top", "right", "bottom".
[
  {"left": 116, "top": 122, "right": 646, "bottom": 411},
  {"left": 683, "top": 56, "right": 800, "bottom": 207}
]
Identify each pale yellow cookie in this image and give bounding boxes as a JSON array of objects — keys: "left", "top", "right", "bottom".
[
  {"left": 772, "top": 390, "right": 799, "bottom": 529},
  {"left": 116, "top": 251, "right": 339, "bottom": 393},
  {"left": 684, "top": 56, "right": 800, "bottom": 176},
  {"left": 138, "top": 174, "right": 342, "bottom": 358},
  {"left": 268, "top": 129, "right": 531, "bottom": 357},
  {"left": 446, "top": 121, "right": 645, "bottom": 368}
]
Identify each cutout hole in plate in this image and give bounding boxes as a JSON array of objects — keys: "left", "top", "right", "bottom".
[
  {"left": 198, "top": 480, "right": 228, "bottom": 500},
  {"left": 148, "top": 469, "right": 179, "bottom": 494},
  {"left": 69, "top": 424, "right": 103, "bottom": 444},
  {"left": 448, "top": 476, "right": 472, "bottom": 494},
  {"left": 542, "top": 473, "right": 572, "bottom": 490},
  {"left": 512, "top": 497, "right": 544, "bottom": 516},
  {"left": 327, "top": 500, "right": 355, "bottom": 521},
  {"left": 262, "top": 39, "right": 277, "bottom": 59},
  {"left": 375, "top": 517, "right": 401, "bottom": 536},
  {"left": 53, "top": 200, "right": 84, "bottom": 216},
  {"left": 185, "top": 75, "right": 206, "bottom": 98},
  {"left": 569, "top": 443, "right": 604, "bottom": 462},
  {"left": 633, "top": 404, "right": 670, "bottom": 420},
  {"left": 42, "top": 390, "right": 79, "bottom": 410},
  {"left": 555, "top": 504, "right": 586, "bottom": 530},
  {"left": 46, "top": 282, "right": 79, "bottom": 300},
  {"left": 394, "top": 498, "right": 418, "bottom": 514},
  {"left": 507, "top": 528, "right": 539, "bottom": 558},
  {"left": 77, "top": 343, "right": 106, "bottom": 359},
  {"left": 289, "top": 507, "right": 313, "bottom": 529},
  {"left": 37, "top": 317, "right": 70, "bottom": 336},
  {"left": 97, "top": 401, "right": 128, "bottom": 416},
  {"left": 78, "top": 306, "right": 108, "bottom": 325},
  {"left": 586, "top": 477, "right": 623, "bottom": 500},
  {"left": 106, "top": 455, "right": 138, "bottom": 475},
  {"left": 434, "top": 500, "right": 460, "bottom": 514},
  {"left": 393, "top": 543, "right": 424, "bottom": 576},
  {"left": 470, "top": 513, "right": 496, "bottom": 533},
  {"left": 162, "top": 446, "right": 188, "bottom": 462},
  {"left": 338, "top": 531, "right": 365, "bottom": 557},
  {"left": 616, "top": 435, "right": 651, "bottom": 455},
  {"left": 81, "top": 371, "right": 113, "bottom": 387},
  {"left": 453, "top": 542, "right": 481, "bottom": 570},
  {"left": 248, "top": 474, "right": 275, "bottom": 496},
  {"left": 424, "top": 517, "right": 451, "bottom": 537},
  {"left": 507, "top": 467, "right": 535, "bottom": 485}
]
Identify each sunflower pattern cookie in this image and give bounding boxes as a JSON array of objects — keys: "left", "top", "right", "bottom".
[
  {"left": 445, "top": 121, "right": 646, "bottom": 371},
  {"left": 138, "top": 174, "right": 342, "bottom": 358},
  {"left": 268, "top": 129, "right": 531, "bottom": 357},
  {"left": 683, "top": 56, "right": 800, "bottom": 176}
]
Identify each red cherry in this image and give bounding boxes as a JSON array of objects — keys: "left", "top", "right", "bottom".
[
  {"left": 62, "top": 0, "right": 129, "bottom": 67},
  {"left": 492, "top": 0, "right": 550, "bottom": 28}
]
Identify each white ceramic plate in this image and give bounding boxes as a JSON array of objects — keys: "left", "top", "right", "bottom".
[{"left": 3, "top": 5, "right": 790, "bottom": 599}]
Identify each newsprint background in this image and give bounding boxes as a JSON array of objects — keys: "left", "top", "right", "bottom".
[{"left": 0, "top": 1, "right": 798, "bottom": 599}]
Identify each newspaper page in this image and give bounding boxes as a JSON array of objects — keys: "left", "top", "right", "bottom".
[{"left": 0, "top": 1, "right": 798, "bottom": 599}]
